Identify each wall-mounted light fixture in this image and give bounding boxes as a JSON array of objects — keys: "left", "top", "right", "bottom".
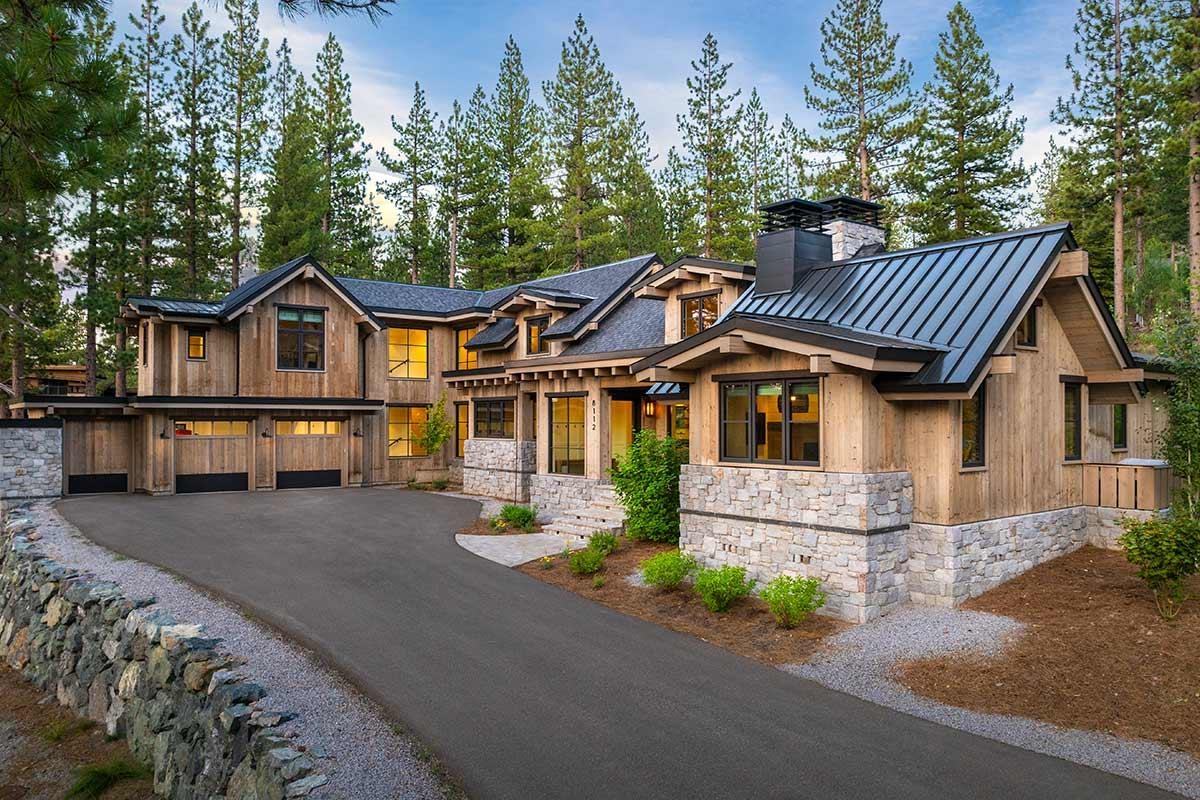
[
  {"left": 352, "top": 428, "right": 364, "bottom": 438},
  {"left": 643, "top": 399, "right": 657, "bottom": 418},
  {"left": 261, "top": 428, "right": 272, "bottom": 438},
  {"left": 159, "top": 429, "right": 171, "bottom": 440}
]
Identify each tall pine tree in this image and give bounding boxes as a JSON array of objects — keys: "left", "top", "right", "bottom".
[
  {"left": 610, "top": 98, "right": 664, "bottom": 259},
  {"left": 381, "top": 82, "right": 439, "bottom": 283},
  {"left": 778, "top": 115, "right": 812, "bottom": 197},
  {"left": 1168, "top": 0, "right": 1200, "bottom": 315},
  {"left": 459, "top": 85, "right": 503, "bottom": 287},
  {"left": 741, "top": 88, "right": 784, "bottom": 240},
  {"left": 659, "top": 146, "right": 700, "bottom": 261}
]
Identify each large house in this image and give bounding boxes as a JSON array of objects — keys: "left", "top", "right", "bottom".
[{"left": 17, "top": 196, "right": 1174, "bottom": 621}]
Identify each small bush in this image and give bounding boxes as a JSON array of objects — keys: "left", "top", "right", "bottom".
[
  {"left": 1119, "top": 515, "right": 1200, "bottom": 619},
  {"left": 760, "top": 575, "right": 827, "bottom": 628},
  {"left": 588, "top": 531, "right": 619, "bottom": 556},
  {"left": 694, "top": 565, "right": 755, "bottom": 612},
  {"left": 569, "top": 547, "right": 605, "bottom": 575},
  {"left": 609, "top": 430, "right": 688, "bottom": 542},
  {"left": 66, "top": 756, "right": 151, "bottom": 799},
  {"left": 538, "top": 555, "right": 555, "bottom": 570},
  {"left": 640, "top": 550, "right": 696, "bottom": 590},
  {"left": 41, "top": 718, "right": 95, "bottom": 743},
  {"left": 431, "top": 479, "right": 448, "bottom": 491},
  {"left": 592, "top": 575, "right": 606, "bottom": 589},
  {"left": 498, "top": 504, "right": 537, "bottom": 531}
]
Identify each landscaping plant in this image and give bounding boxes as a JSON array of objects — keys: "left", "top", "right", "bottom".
[
  {"left": 588, "top": 531, "right": 619, "bottom": 556},
  {"left": 609, "top": 429, "right": 688, "bottom": 542},
  {"left": 497, "top": 504, "right": 537, "bottom": 531},
  {"left": 640, "top": 550, "right": 697, "bottom": 590},
  {"left": 415, "top": 393, "right": 456, "bottom": 456},
  {"left": 694, "top": 565, "right": 756, "bottom": 612},
  {"left": 759, "top": 575, "right": 827, "bottom": 628},
  {"left": 569, "top": 546, "right": 605, "bottom": 576},
  {"left": 592, "top": 575, "right": 606, "bottom": 589},
  {"left": 66, "top": 756, "right": 151, "bottom": 799},
  {"left": 1118, "top": 516, "right": 1200, "bottom": 619}
]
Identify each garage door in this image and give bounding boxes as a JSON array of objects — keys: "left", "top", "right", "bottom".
[
  {"left": 66, "top": 418, "right": 130, "bottom": 494},
  {"left": 174, "top": 420, "right": 250, "bottom": 493},
  {"left": 274, "top": 420, "right": 345, "bottom": 489}
]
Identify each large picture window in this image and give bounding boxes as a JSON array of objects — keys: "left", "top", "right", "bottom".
[
  {"left": 277, "top": 307, "right": 325, "bottom": 371},
  {"left": 549, "top": 395, "right": 585, "bottom": 475},
  {"left": 719, "top": 378, "right": 819, "bottom": 465},
  {"left": 455, "top": 402, "right": 469, "bottom": 458},
  {"left": 474, "top": 398, "right": 514, "bottom": 439},
  {"left": 388, "top": 406, "right": 429, "bottom": 457},
  {"left": 1064, "top": 381, "right": 1082, "bottom": 461},
  {"left": 961, "top": 384, "right": 985, "bottom": 467},
  {"left": 1113, "top": 403, "right": 1128, "bottom": 450},
  {"left": 388, "top": 327, "right": 428, "bottom": 379},
  {"left": 526, "top": 316, "right": 549, "bottom": 355},
  {"left": 456, "top": 327, "right": 478, "bottom": 370},
  {"left": 681, "top": 293, "right": 719, "bottom": 338}
]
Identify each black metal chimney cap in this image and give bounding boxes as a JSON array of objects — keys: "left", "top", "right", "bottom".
[
  {"left": 818, "top": 195, "right": 884, "bottom": 227},
  {"left": 758, "top": 198, "right": 832, "bottom": 233}
]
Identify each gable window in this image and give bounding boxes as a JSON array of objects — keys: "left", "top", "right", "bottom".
[
  {"left": 526, "top": 316, "right": 550, "bottom": 355},
  {"left": 719, "top": 378, "right": 820, "bottom": 465},
  {"left": 277, "top": 307, "right": 324, "bottom": 370},
  {"left": 1113, "top": 403, "right": 1128, "bottom": 450},
  {"left": 474, "top": 398, "right": 514, "bottom": 439},
  {"left": 549, "top": 395, "right": 585, "bottom": 475},
  {"left": 681, "top": 292, "right": 719, "bottom": 338},
  {"left": 961, "top": 384, "right": 986, "bottom": 468},
  {"left": 455, "top": 402, "right": 469, "bottom": 458},
  {"left": 1015, "top": 305, "right": 1038, "bottom": 348},
  {"left": 186, "top": 328, "right": 207, "bottom": 361},
  {"left": 388, "top": 327, "right": 428, "bottom": 379},
  {"left": 388, "top": 406, "right": 429, "bottom": 457},
  {"left": 456, "top": 326, "right": 478, "bottom": 370},
  {"left": 1063, "top": 380, "right": 1082, "bottom": 461}
]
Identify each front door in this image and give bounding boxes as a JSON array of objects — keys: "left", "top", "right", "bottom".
[{"left": 609, "top": 392, "right": 642, "bottom": 470}]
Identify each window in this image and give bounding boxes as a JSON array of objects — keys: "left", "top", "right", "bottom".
[
  {"left": 1113, "top": 403, "right": 1128, "bottom": 450},
  {"left": 186, "top": 328, "right": 207, "bottom": 360},
  {"left": 388, "top": 406, "right": 428, "bottom": 457},
  {"left": 961, "top": 384, "right": 986, "bottom": 468},
  {"left": 474, "top": 399, "right": 515, "bottom": 439},
  {"left": 1016, "top": 306, "right": 1038, "bottom": 348},
  {"left": 526, "top": 316, "right": 549, "bottom": 355},
  {"left": 174, "top": 420, "right": 249, "bottom": 437},
  {"left": 277, "top": 307, "right": 325, "bottom": 370},
  {"left": 455, "top": 403, "right": 469, "bottom": 458},
  {"left": 274, "top": 419, "right": 342, "bottom": 436},
  {"left": 549, "top": 395, "right": 585, "bottom": 475},
  {"left": 456, "top": 327, "right": 478, "bottom": 370},
  {"left": 141, "top": 323, "right": 149, "bottom": 366},
  {"left": 1064, "top": 381, "right": 1082, "bottom": 461},
  {"left": 388, "top": 327, "right": 428, "bottom": 379},
  {"left": 720, "top": 378, "right": 820, "bottom": 465},
  {"left": 670, "top": 403, "right": 690, "bottom": 441},
  {"left": 681, "top": 293, "right": 719, "bottom": 338}
]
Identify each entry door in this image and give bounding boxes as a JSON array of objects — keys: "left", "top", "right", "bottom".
[{"left": 610, "top": 399, "right": 640, "bottom": 470}]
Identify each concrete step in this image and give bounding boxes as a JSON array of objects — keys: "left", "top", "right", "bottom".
[
  {"left": 543, "top": 521, "right": 611, "bottom": 540},
  {"left": 564, "top": 508, "right": 624, "bottom": 524}
]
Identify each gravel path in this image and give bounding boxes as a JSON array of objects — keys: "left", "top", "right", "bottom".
[
  {"left": 19, "top": 502, "right": 445, "bottom": 800},
  {"left": 787, "top": 606, "right": 1200, "bottom": 799}
]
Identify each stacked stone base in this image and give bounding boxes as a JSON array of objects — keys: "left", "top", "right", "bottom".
[
  {"left": 461, "top": 439, "right": 536, "bottom": 502},
  {"left": 529, "top": 474, "right": 610, "bottom": 521}
]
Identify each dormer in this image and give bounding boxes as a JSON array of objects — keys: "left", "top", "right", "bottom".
[{"left": 633, "top": 257, "right": 756, "bottom": 345}]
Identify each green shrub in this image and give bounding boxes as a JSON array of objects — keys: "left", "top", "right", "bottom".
[
  {"left": 640, "top": 550, "right": 696, "bottom": 590},
  {"left": 759, "top": 575, "right": 827, "bottom": 628},
  {"left": 431, "top": 479, "right": 448, "bottom": 491},
  {"left": 569, "top": 547, "right": 605, "bottom": 576},
  {"left": 693, "top": 565, "right": 756, "bottom": 612},
  {"left": 66, "top": 756, "right": 151, "bottom": 799},
  {"left": 1119, "top": 515, "right": 1200, "bottom": 619},
  {"left": 498, "top": 504, "right": 537, "bottom": 531},
  {"left": 588, "top": 531, "right": 619, "bottom": 556},
  {"left": 592, "top": 575, "right": 606, "bottom": 589},
  {"left": 609, "top": 429, "right": 687, "bottom": 542},
  {"left": 40, "top": 718, "right": 95, "bottom": 743}
]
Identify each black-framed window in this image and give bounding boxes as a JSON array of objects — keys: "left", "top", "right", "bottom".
[
  {"left": 388, "top": 327, "right": 428, "bottom": 379},
  {"left": 455, "top": 402, "right": 469, "bottom": 458},
  {"left": 141, "top": 322, "right": 149, "bottom": 366},
  {"left": 1016, "top": 306, "right": 1037, "bottom": 348},
  {"left": 1113, "top": 403, "right": 1128, "bottom": 450},
  {"left": 681, "top": 293, "right": 719, "bottom": 338},
  {"left": 961, "top": 384, "right": 985, "bottom": 467},
  {"left": 526, "top": 316, "right": 549, "bottom": 355},
  {"left": 186, "top": 328, "right": 207, "bottom": 360},
  {"left": 719, "top": 378, "right": 820, "bottom": 465},
  {"left": 456, "top": 326, "right": 478, "bottom": 370},
  {"left": 474, "top": 398, "right": 515, "bottom": 439},
  {"left": 1064, "top": 381, "right": 1082, "bottom": 461},
  {"left": 549, "top": 395, "right": 585, "bottom": 475},
  {"left": 277, "top": 306, "right": 324, "bottom": 370},
  {"left": 388, "top": 406, "right": 429, "bottom": 457}
]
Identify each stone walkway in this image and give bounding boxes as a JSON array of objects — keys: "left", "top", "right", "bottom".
[{"left": 455, "top": 531, "right": 589, "bottom": 567}]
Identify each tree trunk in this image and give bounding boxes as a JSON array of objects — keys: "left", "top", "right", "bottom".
[
  {"left": 1112, "top": 0, "right": 1126, "bottom": 332},
  {"left": 448, "top": 213, "right": 458, "bottom": 288},
  {"left": 1190, "top": 133, "right": 1200, "bottom": 319},
  {"left": 10, "top": 334, "right": 25, "bottom": 420},
  {"left": 85, "top": 189, "right": 98, "bottom": 396},
  {"left": 574, "top": 182, "right": 585, "bottom": 272}
]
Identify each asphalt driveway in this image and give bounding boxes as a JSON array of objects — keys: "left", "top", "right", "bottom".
[{"left": 58, "top": 489, "right": 1179, "bottom": 800}]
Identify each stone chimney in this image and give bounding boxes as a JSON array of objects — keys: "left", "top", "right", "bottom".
[
  {"left": 753, "top": 196, "right": 886, "bottom": 295},
  {"left": 821, "top": 196, "right": 886, "bottom": 261}
]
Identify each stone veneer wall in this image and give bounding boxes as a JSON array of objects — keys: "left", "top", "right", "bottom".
[
  {"left": 1085, "top": 506, "right": 1157, "bottom": 550},
  {"left": 678, "top": 465, "right": 913, "bottom": 623},
  {"left": 0, "top": 420, "right": 63, "bottom": 500},
  {"left": 826, "top": 219, "right": 886, "bottom": 261},
  {"left": 461, "top": 439, "right": 536, "bottom": 502},
  {"left": 0, "top": 507, "right": 326, "bottom": 799},
  {"left": 528, "top": 474, "right": 611, "bottom": 521}
]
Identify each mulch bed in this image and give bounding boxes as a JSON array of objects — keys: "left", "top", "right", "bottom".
[
  {"left": 898, "top": 546, "right": 1200, "bottom": 757},
  {"left": 516, "top": 537, "right": 844, "bottom": 665},
  {"left": 458, "top": 517, "right": 544, "bottom": 536}
]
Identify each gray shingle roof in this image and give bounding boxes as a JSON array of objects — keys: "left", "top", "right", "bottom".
[
  {"left": 335, "top": 278, "right": 484, "bottom": 314},
  {"left": 561, "top": 297, "right": 665, "bottom": 357},
  {"left": 465, "top": 317, "right": 516, "bottom": 350}
]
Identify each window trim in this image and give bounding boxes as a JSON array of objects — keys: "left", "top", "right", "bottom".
[
  {"left": 386, "top": 403, "right": 431, "bottom": 459},
  {"left": 526, "top": 315, "right": 550, "bottom": 356},
  {"left": 186, "top": 327, "right": 207, "bottom": 362},
  {"left": 960, "top": 383, "right": 986, "bottom": 469},
  {"left": 387, "top": 325, "right": 431, "bottom": 381},
  {"left": 276, "top": 305, "right": 326, "bottom": 372},
  {"left": 548, "top": 392, "right": 587, "bottom": 476},
  {"left": 680, "top": 290, "right": 720, "bottom": 339},
  {"left": 1113, "top": 403, "right": 1129, "bottom": 451},
  {"left": 1015, "top": 301, "right": 1040, "bottom": 350},
  {"left": 473, "top": 397, "right": 516, "bottom": 439},
  {"left": 1063, "top": 380, "right": 1083, "bottom": 462},
  {"left": 718, "top": 377, "right": 821, "bottom": 467}
]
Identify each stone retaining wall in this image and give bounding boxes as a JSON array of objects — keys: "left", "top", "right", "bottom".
[
  {"left": 1085, "top": 506, "right": 1156, "bottom": 550},
  {"left": 0, "top": 420, "right": 62, "bottom": 500},
  {"left": 528, "top": 474, "right": 611, "bottom": 520},
  {"left": 0, "top": 506, "right": 325, "bottom": 799},
  {"left": 461, "top": 439, "right": 536, "bottom": 502}
]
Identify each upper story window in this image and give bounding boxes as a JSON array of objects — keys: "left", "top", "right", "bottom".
[
  {"left": 961, "top": 384, "right": 986, "bottom": 468},
  {"left": 527, "top": 316, "right": 549, "bottom": 355},
  {"left": 186, "top": 328, "right": 207, "bottom": 361},
  {"left": 1063, "top": 380, "right": 1082, "bottom": 461},
  {"left": 456, "top": 326, "right": 478, "bottom": 370},
  {"left": 277, "top": 307, "right": 325, "bottom": 371},
  {"left": 1113, "top": 403, "right": 1128, "bottom": 450},
  {"left": 474, "top": 398, "right": 515, "bottom": 439},
  {"left": 681, "top": 292, "right": 719, "bottom": 338},
  {"left": 1016, "top": 305, "right": 1038, "bottom": 348},
  {"left": 719, "top": 378, "right": 819, "bottom": 465},
  {"left": 388, "top": 327, "right": 428, "bottom": 379}
]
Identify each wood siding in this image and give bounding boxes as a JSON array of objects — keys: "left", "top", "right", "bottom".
[{"left": 65, "top": 418, "right": 131, "bottom": 481}]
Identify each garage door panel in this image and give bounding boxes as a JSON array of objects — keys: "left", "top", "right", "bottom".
[
  {"left": 275, "top": 469, "right": 341, "bottom": 489},
  {"left": 175, "top": 472, "right": 249, "bottom": 493},
  {"left": 66, "top": 419, "right": 131, "bottom": 494},
  {"left": 275, "top": 421, "right": 344, "bottom": 489},
  {"left": 67, "top": 473, "right": 129, "bottom": 495},
  {"left": 174, "top": 424, "right": 250, "bottom": 494}
]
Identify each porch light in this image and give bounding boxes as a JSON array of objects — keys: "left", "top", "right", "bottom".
[{"left": 643, "top": 399, "right": 657, "bottom": 417}]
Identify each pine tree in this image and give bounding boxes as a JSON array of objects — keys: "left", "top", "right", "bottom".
[
  {"left": 659, "top": 146, "right": 700, "bottom": 261},
  {"left": 458, "top": 85, "right": 503, "bottom": 288},
  {"left": 313, "top": 34, "right": 377, "bottom": 277},
  {"left": 542, "top": 14, "right": 623, "bottom": 272},
  {"left": 218, "top": 0, "right": 270, "bottom": 289},
  {"left": 437, "top": 100, "right": 472, "bottom": 288},
  {"left": 805, "top": 0, "right": 919, "bottom": 201},
  {"left": 901, "top": 2, "right": 1029, "bottom": 243},
  {"left": 610, "top": 98, "right": 665, "bottom": 259},
  {"left": 678, "top": 34, "right": 746, "bottom": 260},
  {"left": 381, "top": 82, "right": 439, "bottom": 283},
  {"left": 1037, "top": 138, "right": 1116, "bottom": 300},
  {"left": 741, "top": 88, "right": 784, "bottom": 236},
  {"left": 778, "top": 115, "right": 811, "bottom": 198},
  {"left": 169, "top": 2, "right": 225, "bottom": 297},
  {"left": 1168, "top": 0, "right": 1200, "bottom": 316}
]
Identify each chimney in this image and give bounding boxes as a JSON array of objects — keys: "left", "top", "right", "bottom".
[
  {"left": 754, "top": 199, "right": 833, "bottom": 295},
  {"left": 820, "top": 195, "right": 886, "bottom": 260}
]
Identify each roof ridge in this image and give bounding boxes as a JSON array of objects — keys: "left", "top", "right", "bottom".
[{"left": 807, "top": 222, "right": 1072, "bottom": 271}]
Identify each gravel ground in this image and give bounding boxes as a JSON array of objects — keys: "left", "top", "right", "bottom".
[
  {"left": 787, "top": 606, "right": 1200, "bottom": 799},
  {"left": 16, "top": 502, "right": 446, "bottom": 800}
]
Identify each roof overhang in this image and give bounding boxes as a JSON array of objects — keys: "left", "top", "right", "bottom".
[
  {"left": 223, "top": 256, "right": 383, "bottom": 331},
  {"left": 128, "top": 396, "right": 384, "bottom": 411},
  {"left": 632, "top": 256, "right": 755, "bottom": 298},
  {"left": 496, "top": 287, "right": 592, "bottom": 313}
]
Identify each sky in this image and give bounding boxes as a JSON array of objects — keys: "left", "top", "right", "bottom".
[{"left": 110, "top": 0, "right": 1080, "bottom": 221}]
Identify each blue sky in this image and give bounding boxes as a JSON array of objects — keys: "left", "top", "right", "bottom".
[{"left": 114, "top": 0, "right": 1077, "bottom": 216}]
